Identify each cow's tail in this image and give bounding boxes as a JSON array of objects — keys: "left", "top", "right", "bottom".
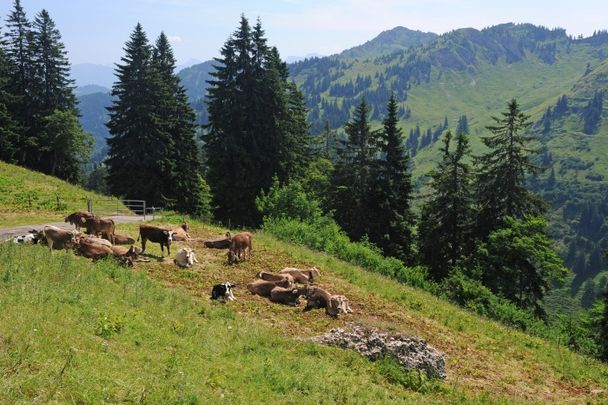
[{"left": 137, "top": 228, "right": 141, "bottom": 242}]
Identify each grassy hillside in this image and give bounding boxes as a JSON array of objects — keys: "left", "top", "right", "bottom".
[
  {"left": 0, "top": 161, "right": 123, "bottom": 227},
  {"left": 2, "top": 217, "right": 607, "bottom": 403}
]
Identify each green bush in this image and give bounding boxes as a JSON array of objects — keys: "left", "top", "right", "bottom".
[{"left": 256, "top": 177, "right": 323, "bottom": 223}]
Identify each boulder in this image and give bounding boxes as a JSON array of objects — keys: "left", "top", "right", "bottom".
[{"left": 313, "top": 324, "right": 446, "bottom": 379}]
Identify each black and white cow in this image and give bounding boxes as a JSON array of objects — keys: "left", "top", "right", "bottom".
[
  {"left": 211, "top": 282, "right": 236, "bottom": 302},
  {"left": 12, "top": 229, "right": 42, "bottom": 244}
]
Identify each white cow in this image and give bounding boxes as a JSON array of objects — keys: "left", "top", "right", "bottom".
[{"left": 174, "top": 247, "right": 199, "bottom": 268}]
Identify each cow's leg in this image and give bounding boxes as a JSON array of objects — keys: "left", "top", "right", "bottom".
[{"left": 141, "top": 237, "right": 147, "bottom": 253}]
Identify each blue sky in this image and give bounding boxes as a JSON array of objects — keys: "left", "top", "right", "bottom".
[{"left": 1, "top": 0, "right": 607, "bottom": 66}]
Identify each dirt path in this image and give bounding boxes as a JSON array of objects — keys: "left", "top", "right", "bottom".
[{"left": 0, "top": 215, "right": 148, "bottom": 241}]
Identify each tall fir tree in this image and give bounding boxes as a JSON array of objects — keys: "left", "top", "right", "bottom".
[
  {"left": 204, "top": 16, "right": 309, "bottom": 226},
  {"left": 106, "top": 23, "right": 167, "bottom": 204},
  {"left": 475, "top": 99, "right": 544, "bottom": 238},
  {"left": 0, "top": 32, "right": 19, "bottom": 163},
  {"left": 331, "top": 98, "right": 381, "bottom": 241},
  {"left": 151, "top": 32, "right": 211, "bottom": 217},
  {"left": 368, "top": 94, "right": 415, "bottom": 262},
  {"left": 418, "top": 130, "right": 475, "bottom": 279}
]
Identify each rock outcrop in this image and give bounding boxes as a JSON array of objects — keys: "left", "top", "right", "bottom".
[{"left": 313, "top": 324, "right": 446, "bottom": 379}]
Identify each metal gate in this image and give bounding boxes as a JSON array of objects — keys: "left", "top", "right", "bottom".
[{"left": 86, "top": 198, "right": 146, "bottom": 218}]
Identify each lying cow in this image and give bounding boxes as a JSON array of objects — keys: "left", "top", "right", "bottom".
[
  {"left": 247, "top": 278, "right": 292, "bottom": 298},
  {"left": 257, "top": 271, "right": 295, "bottom": 285},
  {"left": 78, "top": 235, "right": 112, "bottom": 249},
  {"left": 65, "top": 211, "right": 96, "bottom": 231},
  {"left": 109, "top": 233, "right": 136, "bottom": 245},
  {"left": 227, "top": 231, "right": 253, "bottom": 264},
  {"left": 303, "top": 286, "right": 352, "bottom": 318},
  {"left": 138, "top": 224, "right": 175, "bottom": 256},
  {"left": 43, "top": 225, "right": 78, "bottom": 251},
  {"left": 111, "top": 245, "right": 142, "bottom": 267},
  {"left": 171, "top": 223, "right": 191, "bottom": 241},
  {"left": 174, "top": 247, "right": 199, "bottom": 268},
  {"left": 12, "top": 229, "right": 41, "bottom": 244},
  {"left": 211, "top": 282, "right": 236, "bottom": 302},
  {"left": 74, "top": 238, "right": 112, "bottom": 260},
  {"left": 269, "top": 286, "right": 308, "bottom": 306},
  {"left": 82, "top": 217, "right": 116, "bottom": 244},
  {"left": 204, "top": 238, "right": 231, "bottom": 249},
  {"left": 279, "top": 267, "right": 321, "bottom": 284}
]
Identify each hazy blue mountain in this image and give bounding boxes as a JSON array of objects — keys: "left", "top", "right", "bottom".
[
  {"left": 77, "top": 92, "right": 113, "bottom": 165},
  {"left": 71, "top": 63, "right": 116, "bottom": 88},
  {"left": 75, "top": 84, "right": 110, "bottom": 96},
  {"left": 286, "top": 53, "right": 325, "bottom": 63},
  {"left": 177, "top": 59, "right": 216, "bottom": 103}
]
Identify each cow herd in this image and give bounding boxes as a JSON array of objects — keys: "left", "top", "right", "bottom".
[{"left": 9, "top": 211, "right": 353, "bottom": 318}]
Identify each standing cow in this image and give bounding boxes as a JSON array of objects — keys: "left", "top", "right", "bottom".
[
  {"left": 82, "top": 217, "right": 116, "bottom": 244},
  {"left": 43, "top": 225, "right": 78, "bottom": 252},
  {"left": 64, "top": 211, "right": 96, "bottom": 231},
  {"left": 138, "top": 224, "right": 175, "bottom": 256},
  {"left": 226, "top": 231, "right": 253, "bottom": 264}
]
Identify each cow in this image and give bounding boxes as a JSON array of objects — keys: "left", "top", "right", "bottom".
[
  {"left": 246, "top": 278, "right": 292, "bottom": 298},
  {"left": 65, "top": 211, "right": 96, "bottom": 231},
  {"left": 226, "top": 231, "right": 253, "bottom": 264},
  {"left": 204, "top": 237, "right": 231, "bottom": 249},
  {"left": 279, "top": 267, "right": 321, "bottom": 284},
  {"left": 82, "top": 217, "right": 116, "bottom": 244},
  {"left": 269, "top": 286, "right": 308, "bottom": 306},
  {"left": 110, "top": 233, "right": 135, "bottom": 245},
  {"left": 174, "top": 247, "right": 199, "bottom": 268},
  {"left": 73, "top": 238, "right": 113, "bottom": 260},
  {"left": 111, "top": 245, "right": 142, "bottom": 267},
  {"left": 43, "top": 225, "right": 78, "bottom": 251},
  {"left": 256, "top": 271, "right": 295, "bottom": 285},
  {"left": 211, "top": 282, "right": 236, "bottom": 302},
  {"left": 12, "top": 230, "right": 41, "bottom": 244},
  {"left": 303, "top": 287, "right": 352, "bottom": 318},
  {"left": 78, "top": 235, "right": 112, "bottom": 249},
  {"left": 171, "top": 223, "right": 191, "bottom": 241},
  {"left": 138, "top": 224, "right": 175, "bottom": 256}
]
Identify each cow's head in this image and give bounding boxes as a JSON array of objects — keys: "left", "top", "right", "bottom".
[
  {"left": 224, "top": 282, "right": 236, "bottom": 301},
  {"left": 225, "top": 231, "right": 232, "bottom": 241},
  {"left": 181, "top": 222, "right": 189, "bottom": 232},
  {"left": 163, "top": 230, "right": 173, "bottom": 244},
  {"left": 227, "top": 249, "right": 237, "bottom": 264},
  {"left": 308, "top": 267, "right": 321, "bottom": 282},
  {"left": 127, "top": 245, "right": 142, "bottom": 259}
]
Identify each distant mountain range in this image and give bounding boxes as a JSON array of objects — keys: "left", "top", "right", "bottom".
[{"left": 71, "top": 64, "right": 115, "bottom": 88}]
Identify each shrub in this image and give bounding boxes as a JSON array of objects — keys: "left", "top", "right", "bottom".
[{"left": 256, "top": 177, "right": 323, "bottom": 223}]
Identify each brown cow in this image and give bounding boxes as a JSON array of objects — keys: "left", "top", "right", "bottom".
[
  {"left": 246, "top": 279, "right": 292, "bottom": 298},
  {"left": 257, "top": 271, "right": 295, "bottom": 285},
  {"left": 138, "top": 224, "right": 174, "bottom": 256},
  {"left": 65, "top": 211, "right": 96, "bottom": 231},
  {"left": 269, "top": 286, "right": 308, "bottom": 306},
  {"left": 43, "top": 225, "right": 78, "bottom": 251},
  {"left": 78, "top": 235, "right": 112, "bottom": 249},
  {"left": 73, "top": 238, "right": 113, "bottom": 260},
  {"left": 303, "top": 286, "right": 352, "bottom": 318},
  {"left": 111, "top": 233, "right": 136, "bottom": 245},
  {"left": 226, "top": 231, "right": 253, "bottom": 264},
  {"left": 279, "top": 267, "right": 321, "bottom": 284},
  {"left": 204, "top": 238, "right": 231, "bottom": 249},
  {"left": 171, "top": 223, "right": 190, "bottom": 241},
  {"left": 82, "top": 217, "right": 116, "bottom": 244}
]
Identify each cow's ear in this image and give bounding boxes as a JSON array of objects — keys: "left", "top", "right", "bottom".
[
  {"left": 163, "top": 230, "right": 169, "bottom": 236},
  {"left": 80, "top": 217, "right": 86, "bottom": 223}
]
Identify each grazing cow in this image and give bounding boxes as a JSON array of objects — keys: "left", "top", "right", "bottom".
[
  {"left": 257, "top": 271, "right": 295, "bottom": 285},
  {"left": 246, "top": 278, "right": 292, "bottom": 298},
  {"left": 110, "top": 233, "right": 135, "bottom": 245},
  {"left": 279, "top": 267, "right": 321, "bottom": 284},
  {"left": 43, "top": 225, "right": 78, "bottom": 251},
  {"left": 171, "top": 223, "right": 191, "bottom": 241},
  {"left": 174, "top": 247, "right": 199, "bottom": 268},
  {"left": 211, "top": 282, "right": 236, "bottom": 302},
  {"left": 138, "top": 224, "right": 174, "bottom": 256},
  {"left": 65, "top": 211, "right": 96, "bottom": 231},
  {"left": 204, "top": 238, "right": 231, "bottom": 249},
  {"left": 73, "top": 238, "right": 112, "bottom": 260},
  {"left": 12, "top": 230, "right": 41, "bottom": 244},
  {"left": 82, "top": 217, "right": 116, "bottom": 244},
  {"left": 226, "top": 231, "right": 253, "bottom": 264},
  {"left": 269, "top": 286, "right": 308, "bottom": 306}
]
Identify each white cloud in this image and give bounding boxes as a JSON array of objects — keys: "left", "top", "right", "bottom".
[{"left": 167, "top": 35, "right": 183, "bottom": 44}]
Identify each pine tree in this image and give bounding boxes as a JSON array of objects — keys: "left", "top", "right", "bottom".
[
  {"left": 204, "top": 16, "right": 309, "bottom": 226},
  {"left": 106, "top": 23, "right": 167, "bottom": 204},
  {"left": 456, "top": 114, "right": 469, "bottom": 134},
  {"left": 368, "top": 94, "right": 415, "bottom": 262},
  {"left": 418, "top": 130, "right": 475, "bottom": 279},
  {"left": 601, "top": 288, "right": 608, "bottom": 360},
  {"left": 331, "top": 99, "right": 381, "bottom": 241},
  {"left": 0, "top": 34, "right": 19, "bottom": 163},
  {"left": 475, "top": 99, "right": 544, "bottom": 237},
  {"left": 151, "top": 32, "right": 210, "bottom": 218}
]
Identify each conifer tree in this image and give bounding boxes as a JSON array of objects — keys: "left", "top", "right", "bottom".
[
  {"left": 418, "top": 130, "right": 475, "bottom": 279},
  {"left": 475, "top": 99, "right": 544, "bottom": 237},
  {"left": 0, "top": 36, "right": 19, "bottom": 162},
  {"left": 204, "top": 16, "right": 309, "bottom": 226},
  {"left": 331, "top": 99, "right": 381, "bottom": 241},
  {"left": 106, "top": 23, "right": 166, "bottom": 203},
  {"left": 601, "top": 287, "right": 608, "bottom": 361},
  {"left": 368, "top": 94, "right": 415, "bottom": 262},
  {"left": 151, "top": 32, "right": 211, "bottom": 217}
]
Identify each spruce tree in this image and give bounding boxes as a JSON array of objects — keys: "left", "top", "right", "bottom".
[
  {"left": 331, "top": 99, "right": 381, "bottom": 241},
  {"left": 151, "top": 32, "right": 211, "bottom": 218},
  {"left": 418, "top": 130, "right": 475, "bottom": 279},
  {"left": 475, "top": 99, "right": 544, "bottom": 237},
  {"left": 106, "top": 23, "right": 166, "bottom": 204},
  {"left": 0, "top": 35, "right": 19, "bottom": 163},
  {"left": 204, "top": 16, "right": 309, "bottom": 226},
  {"left": 369, "top": 94, "right": 415, "bottom": 262}
]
